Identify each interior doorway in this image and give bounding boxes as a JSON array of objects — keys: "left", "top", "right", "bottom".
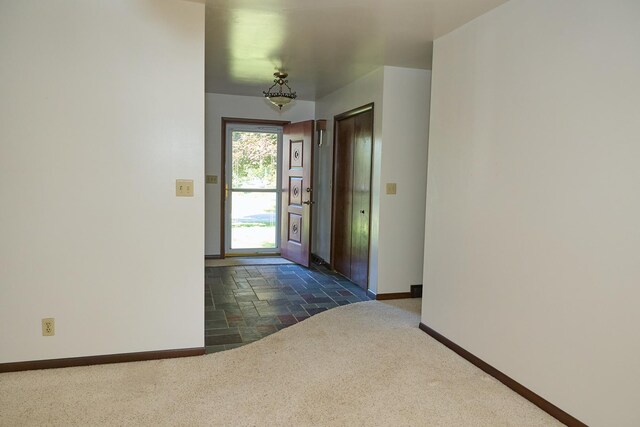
[{"left": 331, "top": 104, "right": 374, "bottom": 290}]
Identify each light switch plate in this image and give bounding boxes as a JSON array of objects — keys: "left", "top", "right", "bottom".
[
  {"left": 206, "top": 175, "right": 218, "bottom": 184},
  {"left": 176, "top": 179, "right": 194, "bottom": 197},
  {"left": 386, "top": 183, "right": 397, "bottom": 195}
]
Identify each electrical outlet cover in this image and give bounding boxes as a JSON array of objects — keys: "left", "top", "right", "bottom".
[{"left": 42, "top": 318, "right": 55, "bottom": 336}]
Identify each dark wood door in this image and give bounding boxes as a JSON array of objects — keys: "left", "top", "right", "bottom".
[
  {"left": 332, "top": 117, "right": 354, "bottom": 277},
  {"left": 331, "top": 106, "right": 373, "bottom": 289},
  {"left": 281, "top": 120, "right": 314, "bottom": 267},
  {"left": 350, "top": 111, "right": 373, "bottom": 287}
]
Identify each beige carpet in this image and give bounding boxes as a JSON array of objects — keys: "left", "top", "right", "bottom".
[{"left": 0, "top": 300, "right": 561, "bottom": 426}]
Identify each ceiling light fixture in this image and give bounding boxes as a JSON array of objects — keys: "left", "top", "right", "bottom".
[{"left": 263, "top": 71, "right": 297, "bottom": 110}]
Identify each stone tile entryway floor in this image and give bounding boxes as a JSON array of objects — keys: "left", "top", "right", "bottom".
[{"left": 205, "top": 263, "right": 371, "bottom": 353}]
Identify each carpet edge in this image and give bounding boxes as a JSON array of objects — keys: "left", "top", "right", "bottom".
[{"left": 418, "top": 322, "right": 587, "bottom": 427}]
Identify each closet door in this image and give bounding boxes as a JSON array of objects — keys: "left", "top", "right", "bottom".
[
  {"left": 331, "top": 105, "right": 373, "bottom": 290},
  {"left": 350, "top": 110, "right": 373, "bottom": 288},
  {"left": 332, "top": 117, "right": 354, "bottom": 278}
]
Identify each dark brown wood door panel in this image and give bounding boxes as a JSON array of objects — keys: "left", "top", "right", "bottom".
[
  {"left": 350, "top": 110, "right": 373, "bottom": 288},
  {"left": 281, "top": 120, "right": 314, "bottom": 267},
  {"left": 332, "top": 117, "right": 354, "bottom": 278},
  {"left": 331, "top": 106, "right": 373, "bottom": 290}
]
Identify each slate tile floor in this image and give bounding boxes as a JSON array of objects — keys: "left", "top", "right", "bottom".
[{"left": 205, "top": 263, "right": 372, "bottom": 353}]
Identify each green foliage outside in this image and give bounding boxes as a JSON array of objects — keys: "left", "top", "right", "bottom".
[
  {"left": 232, "top": 131, "right": 277, "bottom": 188},
  {"left": 230, "top": 131, "right": 279, "bottom": 249}
]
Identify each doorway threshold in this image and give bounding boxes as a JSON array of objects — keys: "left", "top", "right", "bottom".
[{"left": 205, "top": 257, "right": 293, "bottom": 267}]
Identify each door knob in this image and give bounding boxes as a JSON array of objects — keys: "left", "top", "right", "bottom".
[{"left": 303, "top": 200, "right": 316, "bottom": 205}]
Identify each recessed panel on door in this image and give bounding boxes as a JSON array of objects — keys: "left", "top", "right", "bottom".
[
  {"left": 289, "top": 177, "right": 303, "bottom": 206},
  {"left": 290, "top": 141, "right": 303, "bottom": 168},
  {"left": 288, "top": 213, "right": 302, "bottom": 244}
]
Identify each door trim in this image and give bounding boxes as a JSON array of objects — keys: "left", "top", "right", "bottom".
[
  {"left": 220, "top": 117, "right": 290, "bottom": 258},
  {"left": 334, "top": 103, "right": 374, "bottom": 121},
  {"left": 329, "top": 103, "right": 374, "bottom": 285}
]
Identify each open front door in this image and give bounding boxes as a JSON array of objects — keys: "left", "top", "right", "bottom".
[{"left": 281, "top": 120, "right": 314, "bottom": 267}]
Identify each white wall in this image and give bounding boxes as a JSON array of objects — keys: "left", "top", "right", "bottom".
[
  {"left": 204, "top": 93, "right": 315, "bottom": 255},
  {"left": 0, "top": 0, "right": 205, "bottom": 363},
  {"left": 423, "top": 1, "right": 640, "bottom": 425},
  {"left": 379, "top": 67, "right": 431, "bottom": 293},
  {"left": 314, "top": 68, "right": 384, "bottom": 292},
  {"left": 315, "top": 67, "right": 431, "bottom": 295}
]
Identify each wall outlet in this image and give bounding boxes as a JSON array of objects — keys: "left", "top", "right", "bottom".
[
  {"left": 42, "top": 318, "right": 55, "bottom": 336},
  {"left": 206, "top": 175, "right": 218, "bottom": 184},
  {"left": 176, "top": 179, "right": 194, "bottom": 197}
]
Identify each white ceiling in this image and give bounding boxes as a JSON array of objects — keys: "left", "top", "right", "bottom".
[{"left": 205, "top": 0, "right": 508, "bottom": 100}]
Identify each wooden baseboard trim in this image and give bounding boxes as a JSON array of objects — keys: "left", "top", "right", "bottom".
[
  {"left": 418, "top": 323, "right": 586, "bottom": 427},
  {"left": 205, "top": 255, "right": 223, "bottom": 260},
  {"left": 0, "top": 347, "right": 205, "bottom": 373},
  {"left": 410, "top": 284, "right": 423, "bottom": 298},
  {"left": 310, "top": 253, "right": 330, "bottom": 266},
  {"left": 368, "top": 291, "right": 413, "bottom": 300}
]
